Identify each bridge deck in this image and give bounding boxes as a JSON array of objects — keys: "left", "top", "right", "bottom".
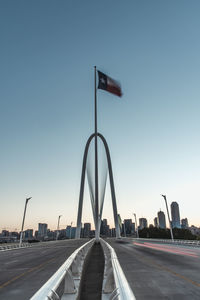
[
  {"left": 106, "top": 238, "right": 200, "bottom": 300},
  {"left": 0, "top": 239, "right": 88, "bottom": 300}
]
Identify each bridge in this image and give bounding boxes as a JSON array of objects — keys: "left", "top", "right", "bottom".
[
  {"left": 1, "top": 70, "right": 200, "bottom": 299},
  {"left": 0, "top": 238, "right": 200, "bottom": 299}
]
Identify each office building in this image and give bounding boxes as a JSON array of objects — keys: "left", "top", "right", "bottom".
[
  {"left": 111, "top": 228, "right": 116, "bottom": 237},
  {"left": 139, "top": 218, "right": 148, "bottom": 229},
  {"left": 83, "top": 223, "right": 91, "bottom": 238},
  {"left": 66, "top": 226, "right": 71, "bottom": 239},
  {"left": 24, "top": 229, "right": 33, "bottom": 239},
  {"left": 157, "top": 211, "right": 166, "bottom": 229},
  {"left": 171, "top": 202, "right": 181, "bottom": 228},
  {"left": 124, "top": 219, "right": 132, "bottom": 235},
  {"left": 131, "top": 222, "right": 135, "bottom": 234},
  {"left": 38, "top": 223, "right": 48, "bottom": 237},
  {"left": 154, "top": 217, "right": 158, "bottom": 228},
  {"left": 100, "top": 219, "right": 109, "bottom": 236},
  {"left": 181, "top": 218, "right": 189, "bottom": 229},
  {"left": 1, "top": 230, "right": 9, "bottom": 237}
]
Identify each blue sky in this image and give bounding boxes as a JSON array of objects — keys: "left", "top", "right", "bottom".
[{"left": 1, "top": 1, "right": 200, "bottom": 231}]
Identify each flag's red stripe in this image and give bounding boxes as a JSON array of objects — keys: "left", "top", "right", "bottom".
[{"left": 107, "top": 85, "right": 122, "bottom": 97}]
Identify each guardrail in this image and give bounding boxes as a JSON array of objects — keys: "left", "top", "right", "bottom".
[
  {"left": 100, "top": 238, "right": 136, "bottom": 300},
  {"left": 30, "top": 238, "right": 94, "bottom": 300},
  {"left": 133, "top": 238, "right": 200, "bottom": 246},
  {"left": 0, "top": 243, "right": 33, "bottom": 251}
]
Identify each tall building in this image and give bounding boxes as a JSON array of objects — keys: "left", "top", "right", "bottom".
[
  {"left": 171, "top": 202, "right": 181, "bottom": 228},
  {"left": 70, "top": 227, "right": 76, "bottom": 239},
  {"left": 157, "top": 211, "right": 166, "bottom": 229},
  {"left": 66, "top": 226, "right": 72, "bottom": 239},
  {"left": 154, "top": 217, "right": 158, "bottom": 228},
  {"left": 124, "top": 219, "right": 132, "bottom": 235},
  {"left": 38, "top": 223, "right": 48, "bottom": 237},
  {"left": 111, "top": 228, "right": 116, "bottom": 237},
  {"left": 47, "top": 229, "right": 55, "bottom": 240},
  {"left": 100, "top": 219, "right": 109, "bottom": 236},
  {"left": 1, "top": 230, "right": 9, "bottom": 237},
  {"left": 139, "top": 218, "right": 148, "bottom": 229},
  {"left": 131, "top": 222, "right": 135, "bottom": 234},
  {"left": 24, "top": 229, "right": 33, "bottom": 239},
  {"left": 181, "top": 218, "right": 189, "bottom": 229},
  {"left": 83, "top": 223, "right": 91, "bottom": 238}
]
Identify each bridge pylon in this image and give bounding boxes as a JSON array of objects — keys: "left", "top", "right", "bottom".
[{"left": 75, "top": 132, "right": 121, "bottom": 239}]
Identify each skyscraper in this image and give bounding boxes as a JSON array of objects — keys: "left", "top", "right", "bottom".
[
  {"left": 38, "top": 223, "right": 48, "bottom": 237},
  {"left": 83, "top": 223, "right": 91, "bottom": 238},
  {"left": 139, "top": 218, "right": 148, "bottom": 229},
  {"left": 100, "top": 219, "right": 109, "bottom": 236},
  {"left": 124, "top": 219, "right": 132, "bottom": 235},
  {"left": 157, "top": 210, "right": 166, "bottom": 229},
  {"left": 171, "top": 202, "right": 181, "bottom": 228},
  {"left": 181, "top": 218, "right": 189, "bottom": 229},
  {"left": 154, "top": 217, "right": 158, "bottom": 228},
  {"left": 131, "top": 222, "right": 135, "bottom": 234},
  {"left": 24, "top": 229, "right": 33, "bottom": 239}
]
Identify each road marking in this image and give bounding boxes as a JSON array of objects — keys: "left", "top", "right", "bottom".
[
  {"left": 5, "top": 260, "right": 19, "bottom": 265},
  {"left": 131, "top": 245, "right": 200, "bottom": 288},
  {"left": 152, "top": 260, "right": 200, "bottom": 287},
  {"left": 0, "top": 257, "right": 56, "bottom": 290}
]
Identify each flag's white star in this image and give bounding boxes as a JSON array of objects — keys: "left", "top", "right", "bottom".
[{"left": 100, "top": 77, "right": 106, "bottom": 84}]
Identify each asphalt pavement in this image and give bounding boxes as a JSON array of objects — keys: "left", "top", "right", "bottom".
[
  {"left": 0, "top": 239, "right": 88, "bottom": 300},
  {"left": 106, "top": 238, "right": 200, "bottom": 300}
]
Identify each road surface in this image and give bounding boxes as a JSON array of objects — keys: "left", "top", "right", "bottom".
[
  {"left": 107, "top": 238, "right": 200, "bottom": 300},
  {"left": 0, "top": 239, "right": 88, "bottom": 300}
]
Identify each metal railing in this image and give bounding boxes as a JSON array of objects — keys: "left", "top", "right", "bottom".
[
  {"left": 30, "top": 239, "right": 94, "bottom": 300},
  {"left": 0, "top": 243, "right": 33, "bottom": 251},
  {"left": 133, "top": 238, "right": 200, "bottom": 246},
  {"left": 100, "top": 238, "right": 136, "bottom": 300}
]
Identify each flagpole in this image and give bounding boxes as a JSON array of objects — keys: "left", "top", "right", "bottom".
[{"left": 94, "top": 66, "right": 99, "bottom": 240}]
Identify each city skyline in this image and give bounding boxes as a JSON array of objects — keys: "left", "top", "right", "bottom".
[
  {"left": 0, "top": 199, "right": 194, "bottom": 232},
  {"left": 1, "top": 1, "right": 200, "bottom": 231},
  {"left": 1, "top": 212, "right": 196, "bottom": 239}
]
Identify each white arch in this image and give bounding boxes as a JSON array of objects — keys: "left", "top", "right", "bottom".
[{"left": 75, "top": 133, "right": 121, "bottom": 239}]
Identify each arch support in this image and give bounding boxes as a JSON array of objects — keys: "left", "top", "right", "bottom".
[{"left": 75, "top": 133, "right": 121, "bottom": 239}]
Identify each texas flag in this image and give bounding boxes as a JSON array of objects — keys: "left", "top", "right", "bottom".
[{"left": 97, "top": 71, "right": 122, "bottom": 97}]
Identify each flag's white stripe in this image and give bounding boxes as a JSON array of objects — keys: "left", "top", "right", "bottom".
[{"left": 107, "top": 76, "right": 120, "bottom": 88}]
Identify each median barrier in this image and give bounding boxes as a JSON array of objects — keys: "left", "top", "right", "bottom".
[
  {"left": 30, "top": 239, "right": 95, "bottom": 300},
  {"left": 100, "top": 238, "right": 136, "bottom": 300},
  {"left": 31, "top": 238, "right": 136, "bottom": 300}
]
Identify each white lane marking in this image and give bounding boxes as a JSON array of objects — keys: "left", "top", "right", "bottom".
[{"left": 5, "top": 260, "right": 19, "bottom": 265}]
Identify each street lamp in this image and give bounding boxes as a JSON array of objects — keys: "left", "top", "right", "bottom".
[
  {"left": 161, "top": 194, "right": 174, "bottom": 241},
  {"left": 133, "top": 213, "right": 139, "bottom": 238},
  {"left": 19, "top": 197, "right": 32, "bottom": 247},
  {"left": 56, "top": 215, "right": 62, "bottom": 240}
]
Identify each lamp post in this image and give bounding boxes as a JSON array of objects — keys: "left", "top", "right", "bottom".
[
  {"left": 19, "top": 197, "right": 32, "bottom": 247},
  {"left": 133, "top": 213, "right": 139, "bottom": 238},
  {"left": 56, "top": 215, "right": 62, "bottom": 241},
  {"left": 161, "top": 194, "right": 174, "bottom": 241}
]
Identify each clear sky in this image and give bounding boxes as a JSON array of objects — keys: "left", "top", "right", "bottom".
[{"left": 1, "top": 0, "right": 200, "bottom": 232}]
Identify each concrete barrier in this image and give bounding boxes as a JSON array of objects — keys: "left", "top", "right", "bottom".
[
  {"left": 100, "top": 238, "right": 136, "bottom": 300},
  {"left": 30, "top": 239, "right": 94, "bottom": 300}
]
